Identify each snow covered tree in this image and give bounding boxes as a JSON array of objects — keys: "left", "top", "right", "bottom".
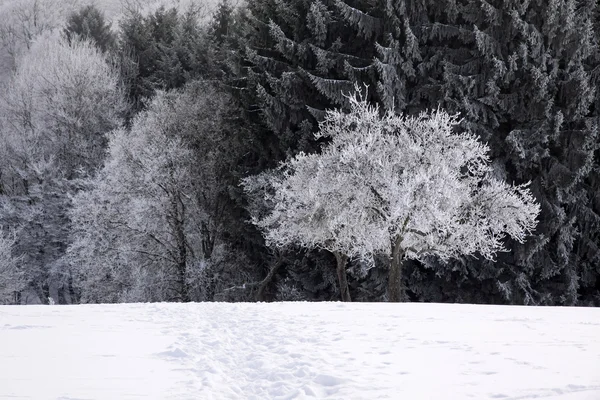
[
  {"left": 1, "top": 34, "right": 125, "bottom": 178},
  {"left": 117, "top": 5, "right": 211, "bottom": 115},
  {"left": 244, "top": 90, "right": 540, "bottom": 302},
  {"left": 64, "top": 4, "right": 116, "bottom": 53},
  {"left": 68, "top": 100, "right": 197, "bottom": 302},
  {"left": 0, "top": 229, "right": 25, "bottom": 304},
  {"left": 68, "top": 82, "right": 250, "bottom": 303},
  {"left": 0, "top": 0, "right": 79, "bottom": 79},
  {"left": 0, "top": 34, "right": 124, "bottom": 303}
]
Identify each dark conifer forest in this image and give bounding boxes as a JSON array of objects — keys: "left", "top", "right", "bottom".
[{"left": 0, "top": 0, "right": 598, "bottom": 306}]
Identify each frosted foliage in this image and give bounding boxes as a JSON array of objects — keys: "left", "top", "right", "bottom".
[
  {"left": 0, "top": 0, "right": 79, "bottom": 75},
  {"left": 1, "top": 34, "right": 124, "bottom": 177},
  {"left": 244, "top": 89, "right": 540, "bottom": 265},
  {"left": 307, "top": 1, "right": 330, "bottom": 47},
  {"left": 68, "top": 92, "right": 201, "bottom": 302},
  {"left": 0, "top": 230, "right": 25, "bottom": 304},
  {"left": 67, "top": 82, "right": 239, "bottom": 303}
]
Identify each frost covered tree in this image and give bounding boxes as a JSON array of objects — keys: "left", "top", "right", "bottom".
[
  {"left": 64, "top": 4, "right": 116, "bottom": 52},
  {"left": 68, "top": 82, "right": 249, "bottom": 303},
  {"left": 117, "top": 5, "right": 211, "bottom": 115},
  {"left": 1, "top": 34, "right": 124, "bottom": 177},
  {"left": 68, "top": 91, "right": 199, "bottom": 302},
  {"left": 0, "top": 0, "right": 80, "bottom": 85},
  {"left": 0, "top": 34, "right": 124, "bottom": 303},
  {"left": 244, "top": 90, "right": 540, "bottom": 302},
  {"left": 0, "top": 230, "right": 25, "bottom": 304}
]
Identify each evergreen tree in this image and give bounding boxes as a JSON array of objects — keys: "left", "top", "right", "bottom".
[
  {"left": 402, "top": 0, "right": 600, "bottom": 305},
  {"left": 209, "top": 0, "right": 235, "bottom": 46},
  {"left": 234, "top": 0, "right": 379, "bottom": 155},
  {"left": 64, "top": 4, "right": 116, "bottom": 52},
  {"left": 118, "top": 5, "right": 211, "bottom": 114}
]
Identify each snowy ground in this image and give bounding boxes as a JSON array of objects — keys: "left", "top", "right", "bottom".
[{"left": 0, "top": 303, "right": 599, "bottom": 400}]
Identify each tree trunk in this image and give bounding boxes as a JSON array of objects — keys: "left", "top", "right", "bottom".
[
  {"left": 175, "top": 226, "right": 189, "bottom": 302},
  {"left": 201, "top": 221, "right": 215, "bottom": 259},
  {"left": 68, "top": 273, "right": 79, "bottom": 304},
  {"left": 387, "top": 235, "right": 405, "bottom": 302},
  {"left": 13, "top": 291, "right": 21, "bottom": 305},
  {"left": 39, "top": 282, "right": 50, "bottom": 305},
  {"left": 333, "top": 251, "right": 351, "bottom": 302},
  {"left": 256, "top": 255, "right": 284, "bottom": 302},
  {"left": 57, "top": 286, "right": 67, "bottom": 304},
  {"left": 171, "top": 193, "right": 189, "bottom": 302}
]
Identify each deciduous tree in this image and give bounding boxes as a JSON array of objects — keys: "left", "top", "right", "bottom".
[
  {"left": 68, "top": 82, "right": 251, "bottom": 303},
  {"left": 0, "top": 229, "right": 25, "bottom": 304},
  {"left": 244, "top": 90, "right": 540, "bottom": 302},
  {"left": 0, "top": 34, "right": 124, "bottom": 303}
]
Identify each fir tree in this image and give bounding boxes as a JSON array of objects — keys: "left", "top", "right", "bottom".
[
  {"left": 118, "top": 6, "right": 210, "bottom": 114},
  {"left": 209, "top": 0, "right": 235, "bottom": 46},
  {"left": 64, "top": 4, "right": 116, "bottom": 52}
]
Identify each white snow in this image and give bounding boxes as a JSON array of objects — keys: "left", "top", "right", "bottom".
[{"left": 0, "top": 302, "right": 599, "bottom": 399}]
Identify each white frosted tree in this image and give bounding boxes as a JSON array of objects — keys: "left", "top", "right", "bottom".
[
  {"left": 1, "top": 33, "right": 125, "bottom": 178},
  {"left": 68, "top": 93, "right": 198, "bottom": 302},
  {"left": 0, "top": 0, "right": 87, "bottom": 90},
  {"left": 0, "top": 229, "right": 26, "bottom": 304},
  {"left": 243, "top": 89, "right": 540, "bottom": 302},
  {"left": 68, "top": 83, "right": 238, "bottom": 303},
  {"left": 0, "top": 33, "right": 124, "bottom": 303}
]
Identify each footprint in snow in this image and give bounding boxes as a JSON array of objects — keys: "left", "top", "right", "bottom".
[
  {"left": 313, "top": 374, "right": 346, "bottom": 387},
  {"left": 156, "top": 347, "right": 189, "bottom": 359}
]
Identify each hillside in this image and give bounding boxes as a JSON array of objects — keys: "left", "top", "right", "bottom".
[{"left": 0, "top": 302, "right": 599, "bottom": 399}]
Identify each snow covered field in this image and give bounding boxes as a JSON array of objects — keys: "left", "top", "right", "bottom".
[{"left": 0, "top": 303, "right": 599, "bottom": 400}]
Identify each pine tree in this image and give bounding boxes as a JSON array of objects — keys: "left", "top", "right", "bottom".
[
  {"left": 209, "top": 0, "right": 235, "bottom": 46},
  {"left": 234, "top": 0, "right": 382, "bottom": 154},
  {"left": 64, "top": 4, "right": 116, "bottom": 52},
  {"left": 118, "top": 5, "right": 210, "bottom": 114}
]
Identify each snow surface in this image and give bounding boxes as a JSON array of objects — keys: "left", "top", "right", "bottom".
[{"left": 0, "top": 302, "right": 599, "bottom": 400}]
